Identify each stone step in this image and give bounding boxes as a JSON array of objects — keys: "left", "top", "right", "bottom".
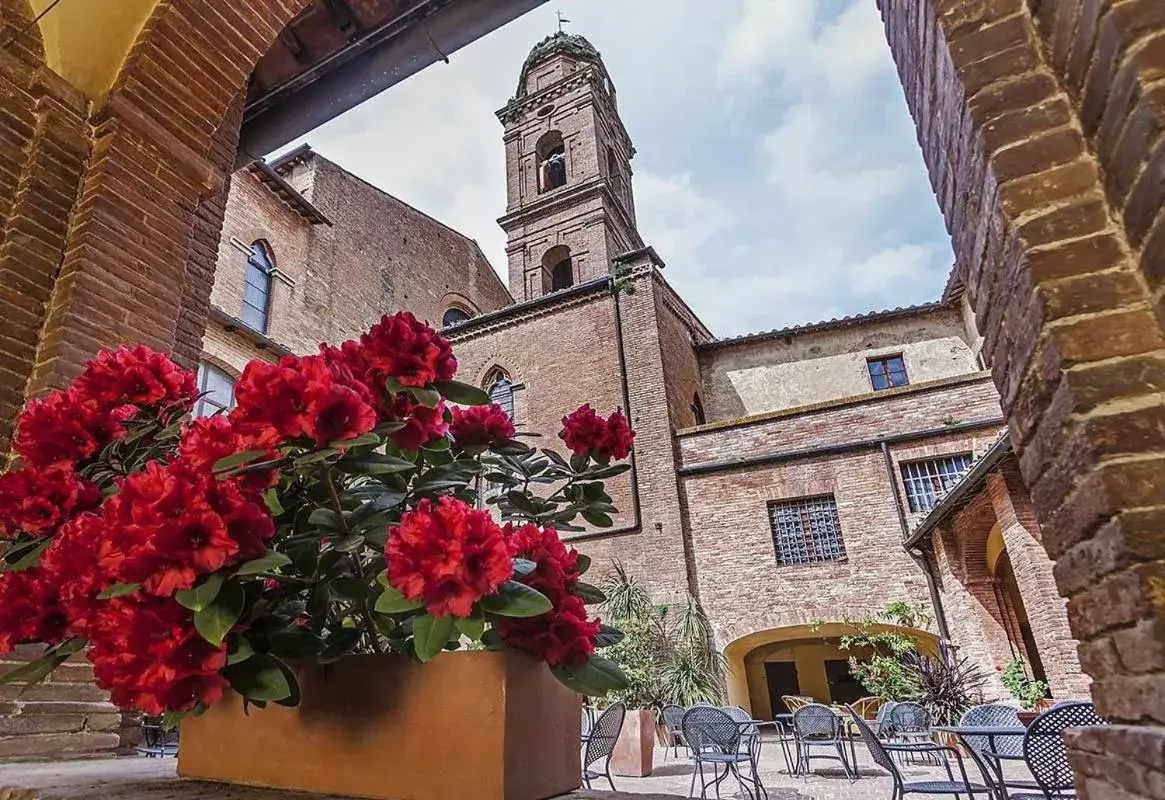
[
  {"left": 0, "top": 684, "right": 108, "bottom": 704},
  {"left": 0, "top": 731, "right": 121, "bottom": 760}
]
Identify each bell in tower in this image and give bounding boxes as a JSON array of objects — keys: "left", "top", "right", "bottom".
[{"left": 496, "top": 31, "right": 644, "bottom": 302}]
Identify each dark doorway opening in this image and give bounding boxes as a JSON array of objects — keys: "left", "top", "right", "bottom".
[{"left": 765, "top": 661, "right": 801, "bottom": 718}]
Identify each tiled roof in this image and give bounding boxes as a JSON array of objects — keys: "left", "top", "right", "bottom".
[{"left": 698, "top": 301, "right": 949, "bottom": 349}]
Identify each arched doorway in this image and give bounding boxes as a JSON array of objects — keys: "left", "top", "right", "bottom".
[{"left": 723, "top": 623, "right": 940, "bottom": 720}]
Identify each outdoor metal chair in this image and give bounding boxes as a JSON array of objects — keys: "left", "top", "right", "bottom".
[
  {"left": 888, "top": 701, "right": 938, "bottom": 764},
  {"left": 874, "top": 700, "right": 900, "bottom": 737},
  {"left": 137, "top": 716, "right": 179, "bottom": 758},
  {"left": 1014, "top": 702, "right": 1107, "bottom": 800},
  {"left": 581, "top": 705, "right": 595, "bottom": 743},
  {"left": 955, "top": 703, "right": 1036, "bottom": 796},
  {"left": 792, "top": 703, "right": 855, "bottom": 779},
  {"left": 682, "top": 705, "right": 766, "bottom": 799},
  {"left": 845, "top": 708, "right": 993, "bottom": 800},
  {"left": 722, "top": 705, "right": 768, "bottom": 796},
  {"left": 582, "top": 702, "right": 625, "bottom": 792},
  {"left": 662, "top": 704, "right": 688, "bottom": 759}
]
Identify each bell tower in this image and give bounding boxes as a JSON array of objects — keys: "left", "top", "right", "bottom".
[{"left": 497, "top": 32, "right": 643, "bottom": 302}]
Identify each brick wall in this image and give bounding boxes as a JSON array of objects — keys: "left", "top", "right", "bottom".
[{"left": 880, "top": 1, "right": 1165, "bottom": 794}]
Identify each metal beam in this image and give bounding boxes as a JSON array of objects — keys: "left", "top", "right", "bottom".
[{"left": 236, "top": 0, "right": 550, "bottom": 167}]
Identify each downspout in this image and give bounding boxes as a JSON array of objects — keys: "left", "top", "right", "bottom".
[
  {"left": 607, "top": 277, "right": 643, "bottom": 536},
  {"left": 880, "top": 441, "right": 953, "bottom": 658}
]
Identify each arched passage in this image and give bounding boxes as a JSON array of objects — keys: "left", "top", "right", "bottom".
[{"left": 723, "top": 623, "right": 940, "bottom": 720}]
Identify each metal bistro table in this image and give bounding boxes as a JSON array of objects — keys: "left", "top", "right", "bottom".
[{"left": 931, "top": 724, "right": 1028, "bottom": 800}]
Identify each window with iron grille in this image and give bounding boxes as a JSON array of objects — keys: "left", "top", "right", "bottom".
[
  {"left": 900, "top": 454, "right": 973, "bottom": 513},
  {"left": 767, "top": 495, "right": 847, "bottom": 566},
  {"left": 867, "top": 354, "right": 909, "bottom": 391},
  {"left": 480, "top": 370, "right": 516, "bottom": 508}
]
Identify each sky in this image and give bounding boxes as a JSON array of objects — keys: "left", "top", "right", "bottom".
[{"left": 285, "top": 0, "right": 954, "bottom": 338}]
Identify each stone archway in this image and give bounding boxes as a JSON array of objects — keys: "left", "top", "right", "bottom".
[{"left": 723, "top": 623, "right": 941, "bottom": 720}]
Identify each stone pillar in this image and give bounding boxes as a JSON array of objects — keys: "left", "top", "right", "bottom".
[{"left": 880, "top": 1, "right": 1165, "bottom": 796}]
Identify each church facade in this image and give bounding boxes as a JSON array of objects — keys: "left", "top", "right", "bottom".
[{"left": 206, "top": 32, "right": 1087, "bottom": 717}]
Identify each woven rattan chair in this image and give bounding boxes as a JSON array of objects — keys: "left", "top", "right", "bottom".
[
  {"left": 682, "top": 705, "right": 765, "bottom": 799},
  {"left": 792, "top": 703, "right": 855, "bottom": 779},
  {"left": 782, "top": 694, "right": 813, "bottom": 713},
  {"left": 582, "top": 702, "right": 625, "bottom": 791},
  {"left": 845, "top": 708, "right": 992, "bottom": 799},
  {"left": 662, "top": 704, "right": 688, "bottom": 759},
  {"left": 852, "top": 696, "right": 884, "bottom": 720},
  {"left": 1014, "top": 702, "right": 1107, "bottom": 800}
]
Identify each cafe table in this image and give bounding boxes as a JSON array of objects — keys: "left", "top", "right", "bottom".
[{"left": 930, "top": 725, "right": 1031, "bottom": 800}]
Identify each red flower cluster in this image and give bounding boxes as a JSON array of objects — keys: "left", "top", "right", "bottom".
[
  {"left": 496, "top": 523, "right": 600, "bottom": 668},
  {"left": 385, "top": 497, "right": 512, "bottom": 617},
  {"left": 38, "top": 514, "right": 108, "bottom": 638},
  {"left": 352, "top": 311, "right": 457, "bottom": 389},
  {"left": 450, "top": 403, "right": 514, "bottom": 448},
  {"left": 0, "top": 568, "right": 67, "bottom": 652},
  {"left": 99, "top": 462, "right": 274, "bottom": 597},
  {"left": 13, "top": 346, "right": 194, "bottom": 467},
  {"left": 87, "top": 594, "right": 227, "bottom": 715},
  {"left": 559, "top": 404, "right": 635, "bottom": 462},
  {"left": 0, "top": 463, "right": 100, "bottom": 538},
  {"left": 230, "top": 351, "right": 377, "bottom": 448}
]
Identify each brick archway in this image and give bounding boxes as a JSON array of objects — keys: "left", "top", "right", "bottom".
[{"left": 878, "top": 1, "right": 1165, "bottom": 793}]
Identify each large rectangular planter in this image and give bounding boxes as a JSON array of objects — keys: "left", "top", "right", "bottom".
[
  {"left": 611, "top": 709, "right": 655, "bottom": 777},
  {"left": 178, "top": 650, "right": 581, "bottom": 800}
]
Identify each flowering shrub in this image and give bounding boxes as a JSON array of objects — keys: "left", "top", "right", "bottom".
[
  {"left": 0, "top": 313, "right": 630, "bottom": 722},
  {"left": 999, "top": 658, "right": 1048, "bottom": 710}
]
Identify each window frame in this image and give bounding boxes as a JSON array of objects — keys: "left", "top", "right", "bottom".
[
  {"left": 551, "top": 258, "right": 574, "bottom": 291},
  {"left": 866, "top": 353, "right": 909, "bottom": 391},
  {"left": 766, "top": 494, "right": 847, "bottom": 567},
  {"left": 442, "top": 307, "right": 472, "bottom": 328},
  {"left": 194, "top": 361, "right": 236, "bottom": 418},
  {"left": 241, "top": 241, "right": 275, "bottom": 334},
  {"left": 899, "top": 454, "right": 974, "bottom": 513}
]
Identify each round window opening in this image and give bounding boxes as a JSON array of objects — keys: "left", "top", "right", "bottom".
[{"left": 536, "top": 103, "right": 555, "bottom": 117}]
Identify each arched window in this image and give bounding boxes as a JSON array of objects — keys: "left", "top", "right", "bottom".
[
  {"left": 542, "top": 244, "right": 573, "bottom": 292},
  {"left": 442, "top": 307, "right": 472, "bottom": 328},
  {"left": 690, "top": 393, "right": 706, "bottom": 426},
  {"left": 536, "top": 130, "right": 566, "bottom": 193},
  {"left": 486, "top": 368, "right": 516, "bottom": 422},
  {"left": 195, "top": 361, "right": 236, "bottom": 418},
  {"left": 242, "top": 241, "right": 274, "bottom": 333}
]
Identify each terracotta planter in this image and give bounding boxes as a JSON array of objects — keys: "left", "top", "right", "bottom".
[
  {"left": 611, "top": 708, "right": 655, "bottom": 777},
  {"left": 1017, "top": 710, "right": 1040, "bottom": 727},
  {"left": 178, "top": 650, "right": 581, "bottom": 800}
]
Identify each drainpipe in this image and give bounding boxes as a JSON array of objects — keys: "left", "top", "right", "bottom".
[
  {"left": 607, "top": 277, "right": 643, "bottom": 536},
  {"left": 880, "top": 441, "right": 953, "bottom": 658}
]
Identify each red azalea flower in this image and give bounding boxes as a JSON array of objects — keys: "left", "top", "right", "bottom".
[
  {"left": 176, "top": 416, "right": 277, "bottom": 492},
  {"left": 381, "top": 394, "right": 448, "bottom": 451},
  {"left": 299, "top": 355, "right": 377, "bottom": 445},
  {"left": 504, "top": 522, "right": 579, "bottom": 605},
  {"left": 39, "top": 514, "right": 112, "bottom": 638},
  {"left": 559, "top": 404, "right": 635, "bottom": 462},
  {"left": 0, "top": 568, "right": 69, "bottom": 653},
  {"left": 496, "top": 595, "right": 600, "bottom": 668},
  {"left": 87, "top": 594, "right": 227, "bottom": 715},
  {"left": 74, "top": 345, "right": 197, "bottom": 411},
  {"left": 385, "top": 497, "right": 512, "bottom": 618},
  {"left": 450, "top": 404, "right": 515, "bottom": 448},
  {"left": 351, "top": 311, "right": 457, "bottom": 388},
  {"left": 0, "top": 463, "right": 100, "bottom": 538},
  {"left": 13, "top": 390, "right": 102, "bottom": 467},
  {"left": 229, "top": 358, "right": 312, "bottom": 446}
]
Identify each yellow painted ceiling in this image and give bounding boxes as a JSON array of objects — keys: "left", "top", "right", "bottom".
[{"left": 30, "top": 0, "right": 159, "bottom": 100}]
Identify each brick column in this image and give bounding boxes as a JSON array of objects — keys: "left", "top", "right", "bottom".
[
  {"left": 880, "top": 1, "right": 1165, "bottom": 796},
  {"left": 987, "top": 467, "right": 1088, "bottom": 698}
]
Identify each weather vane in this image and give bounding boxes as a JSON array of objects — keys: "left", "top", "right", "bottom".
[{"left": 556, "top": 10, "right": 570, "bottom": 33}]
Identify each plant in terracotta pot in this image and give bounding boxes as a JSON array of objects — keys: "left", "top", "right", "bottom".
[
  {"left": 999, "top": 658, "right": 1049, "bottom": 725},
  {"left": 0, "top": 313, "right": 631, "bottom": 800}
]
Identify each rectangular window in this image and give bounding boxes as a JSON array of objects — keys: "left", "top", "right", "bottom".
[
  {"left": 767, "top": 495, "right": 846, "bottom": 566},
  {"left": 194, "top": 361, "right": 236, "bottom": 418},
  {"left": 867, "top": 354, "right": 909, "bottom": 391},
  {"left": 900, "top": 454, "right": 974, "bottom": 513}
]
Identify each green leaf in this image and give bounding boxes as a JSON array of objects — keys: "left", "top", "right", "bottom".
[
  {"left": 573, "top": 581, "right": 606, "bottom": 604},
  {"left": 331, "top": 576, "right": 370, "bottom": 600},
  {"left": 0, "top": 638, "right": 84, "bottom": 688},
  {"left": 586, "top": 464, "right": 632, "bottom": 480},
  {"left": 97, "top": 582, "right": 141, "bottom": 600},
  {"left": 492, "top": 439, "right": 532, "bottom": 456},
  {"left": 335, "top": 453, "right": 417, "bottom": 476},
  {"left": 408, "top": 385, "right": 442, "bottom": 408},
  {"left": 421, "top": 436, "right": 451, "bottom": 453},
  {"left": 226, "top": 635, "right": 255, "bottom": 665},
  {"left": 455, "top": 615, "right": 485, "bottom": 641},
  {"left": 319, "top": 627, "right": 362, "bottom": 664},
  {"left": 263, "top": 488, "right": 285, "bottom": 516},
  {"left": 272, "top": 659, "right": 302, "bottom": 708},
  {"left": 551, "top": 655, "right": 628, "bottom": 696},
  {"left": 374, "top": 582, "right": 424, "bottom": 614},
  {"left": 212, "top": 449, "right": 269, "bottom": 473},
  {"left": 330, "top": 432, "right": 381, "bottom": 449},
  {"left": 193, "top": 581, "right": 245, "bottom": 646},
  {"left": 223, "top": 654, "right": 292, "bottom": 703},
  {"left": 593, "top": 624, "right": 624, "bottom": 648},
  {"left": 267, "top": 628, "right": 324, "bottom": 659},
  {"left": 481, "top": 627, "right": 505, "bottom": 650},
  {"left": 413, "top": 614, "right": 455, "bottom": 662},
  {"left": 481, "top": 581, "right": 552, "bottom": 618},
  {"left": 512, "top": 557, "right": 537, "bottom": 578},
  {"left": 433, "top": 380, "right": 490, "bottom": 406},
  {"left": 575, "top": 553, "right": 592, "bottom": 576},
  {"left": 581, "top": 509, "right": 614, "bottom": 528},
  {"left": 307, "top": 508, "right": 345, "bottom": 530},
  {"left": 234, "top": 551, "right": 292, "bottom": 577},
  {"left": 3, "top": 537, "right": 52, "bottom": 572},
  {"left": 175, "top": 573, "right": 226, "bottom": 612}
]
